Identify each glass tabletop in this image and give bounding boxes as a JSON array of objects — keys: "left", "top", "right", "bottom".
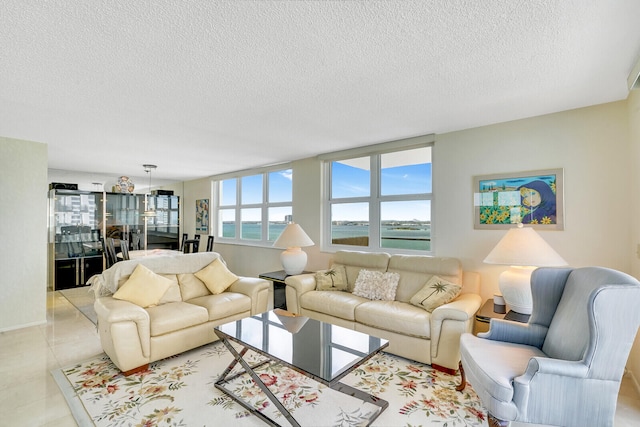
[{"left": 215, "top": 310, "right": 388, "bottom": 385}]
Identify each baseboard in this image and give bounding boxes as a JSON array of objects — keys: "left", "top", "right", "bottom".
[{"left": 0, "top": 319, "right": 47, "bottom": 333}]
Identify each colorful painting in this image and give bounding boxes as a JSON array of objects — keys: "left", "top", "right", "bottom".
[
  {"left": 196, "top": 199, "right": 209, "bottom": 233},
  {"left": 474, "top": 169, "right": 564, "bottom": 230}
]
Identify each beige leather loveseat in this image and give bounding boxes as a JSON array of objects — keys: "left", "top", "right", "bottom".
[
  {"left": 285, "top": 250, "right": 481, "bottom": 373},
  {"left": 90, "top": 252, "right": 270, "bottom": 374}
]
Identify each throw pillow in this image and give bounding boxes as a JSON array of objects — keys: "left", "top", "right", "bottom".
[
  {"left": 410, "top": 275, "right": 462, "bottom": 312},
  {"left": 177, "top": 273, "right": 210, "bottom": 300},
  {"left": 315, "top": 265, "right": 348, "bottom": 291},
  {"left": 194, "top": 258, "right": 239, "bottom": 295},
  {"left": 158, "top": 275, "right": 182, "bottom": 304},
  {"left": 113, "top": 264, "right": 175, "bottom": 308},
  {"left": 352, "top": 269, "right": 400, "bottom": 301}
]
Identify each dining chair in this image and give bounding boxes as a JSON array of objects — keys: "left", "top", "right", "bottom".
[
  {"left": 183, "top": 239, "right": 200, "bottom": 254},
  {"left": 120, "top": 239, "right": 130, "bottom": 261},
  {"left": 180, "top": 233, "right": 188, "bottom": 251},
  {"left": 206, "top": 235, "right": 215, "bottom": 252},
  {"left": 103, "top": 237, "right": 118, "bottom": 268},
  {"left": 195, "top": 234, "right": 201, "bottom": 241},
  {"left": 130, "top": 230, "right": 142, "bottom": 250}
]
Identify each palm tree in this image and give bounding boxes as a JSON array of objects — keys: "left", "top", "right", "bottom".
[
  {"left": 324, "top": 269, "right": 337, "bottom": 287},
  {"left": 420, "top": 280, "right": 449, "bottom": 305}
]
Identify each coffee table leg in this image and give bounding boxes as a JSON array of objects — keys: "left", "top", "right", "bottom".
[{"left": 215, "top": 337, "right": 301, "bottom": 427}]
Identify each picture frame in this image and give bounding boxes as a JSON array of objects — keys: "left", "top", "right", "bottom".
[
  {"left": 195, "top": 199, "right": 209, "bottom": 233},
  {"left": 473, "top": 168, "right": 564, "bottom": 230}
]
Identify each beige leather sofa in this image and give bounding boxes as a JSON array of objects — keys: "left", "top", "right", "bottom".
[
  {"left": 91, "top": 252, "right": 270, "bottom": 374},
  {"left": 285, "top": 250, "right": 481, "bottom": 373}
]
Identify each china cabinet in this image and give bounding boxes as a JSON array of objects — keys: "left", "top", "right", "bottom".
[{"left": 48, "top": 189, "right": 180, "bottom": 290}]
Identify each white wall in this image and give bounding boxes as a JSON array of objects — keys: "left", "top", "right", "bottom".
[
  {"left": 0, "top": 137, "right": 48, "bottom": 331},
  {"left": 627, "top": 90, "right": 640, "bottom": 383},
  {"left": 435, "top": 101, "right": 632, "bottom": 299}
]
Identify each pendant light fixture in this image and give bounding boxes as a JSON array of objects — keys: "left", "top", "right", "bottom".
[{"left": 142, "top": 164, "right": 157, "bottom": 218}]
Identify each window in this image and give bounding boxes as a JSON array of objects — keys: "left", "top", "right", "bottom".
[
  {"left": 323, "top": 140, "right": 433, "bottom": 254},
  {"left": 216, "top": 167, "right": 292, "bottom": 246}
]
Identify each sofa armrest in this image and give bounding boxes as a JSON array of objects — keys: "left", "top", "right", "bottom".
[
  {"left": 430, "top": 293, "right": 482, "bottom": 370},
  {"left": 284, "top": 273, "right": 316, "bottom": 314},
  {"left": 432, "top": 293, "right": 482, "bottom": 321},
  {"left": 228, "top": 277, "right": 271, "bottom": 314},
  {"left": 94, "top": 297, "right": 151, "bottom": 358}
]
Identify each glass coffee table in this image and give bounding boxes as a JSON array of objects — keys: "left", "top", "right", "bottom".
[{"left": 214, "top": 310, "right": 389, "bottom": 427}]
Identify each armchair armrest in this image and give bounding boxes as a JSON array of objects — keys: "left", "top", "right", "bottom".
[
  {"left": 480, "top": 319, "right": 548, "bottom": 348},
  {"left": 284, "top": 273, "right": 316, "bottom": 314},
  {"left": 228, "top": 277, "right": 271, "bottom": 314},
  {"left": 520, "top": 356, "right": 589, "bottom": 380}
]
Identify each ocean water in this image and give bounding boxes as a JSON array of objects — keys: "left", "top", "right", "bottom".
[{"left": 222, "top": 223, "right": 430, "bottom": 251}]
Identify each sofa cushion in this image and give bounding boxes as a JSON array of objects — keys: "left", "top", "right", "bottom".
[
  {"left": 146, "top": 302, "right": 209, "bottom": 336},
  {"left": 387, "top": 255, "right": 462, "bottom": 303},
  {"left": 187, "top": 293, "right": 251, "bottom": 321},
  {"left": 113, "top": 264, "right": 174, "bottom": 308},
  {"left": 300, "top": 291, "right": 369, "bottom": 321},
  {"left": 410, "top": 275, "right": 462, "bottom": 312},
  {"left": 355, "top": 300, "right": 431, "bottom": 339},
  {"left": 352, "top": 270, "right": 400, "bottom": 301},
  {"left": 332, "top": 250, "right": 390, "bottom": 291},
  {"left": 178, "top": 273, "right": 210, "bottom": 300},
  {"left": 315, "top": 265, "right": 348, "bottom": 291},
  {"left": 195, "top": 258, "right": 238, "bottom": 294}
]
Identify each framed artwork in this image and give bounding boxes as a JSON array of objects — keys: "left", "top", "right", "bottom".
[
  {"left": 195, "top": 199, "right": 209, "bottom": 233},
  {"left": 473, "top": 168, "right": 564, "bottom": 230}
]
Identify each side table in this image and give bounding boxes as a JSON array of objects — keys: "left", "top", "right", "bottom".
[
  {"left": 474, "top": 299, "right": 530, "bottom": 335},
  {"left": 258, "top": 270, "right": 312, "bottom": 310}
]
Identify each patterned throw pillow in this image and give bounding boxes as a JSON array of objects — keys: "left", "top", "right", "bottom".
[
  {"left": 352, "top": 269, "right": 400, "bottom": 301},
  {"left": 410, "top": 275, "right": 462, "bottom": 312},
  {"left": 315, "top": 265, "right": 348, "bottom": 291}
]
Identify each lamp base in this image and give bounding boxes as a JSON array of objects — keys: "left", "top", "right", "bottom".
[
  {"left": 280, "top": 247, "right": 307, "bottom": 275},
  {"left": 498, "top": 266, "right": 536, "bottom": 315}
]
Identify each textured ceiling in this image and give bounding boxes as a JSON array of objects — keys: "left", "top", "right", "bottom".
[{"left": 2, "top": 1, "right": 640, "bottom": 187}]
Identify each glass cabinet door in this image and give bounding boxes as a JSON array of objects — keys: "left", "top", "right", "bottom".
[{"left": 50, "top": 190, "right": 103, "bottom": 259}]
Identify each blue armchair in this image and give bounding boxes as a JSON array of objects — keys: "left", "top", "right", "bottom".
[{"left": 459, "top": 267, "right": 640, "bottom": 427}]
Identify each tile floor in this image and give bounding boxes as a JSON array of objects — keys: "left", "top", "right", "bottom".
[{"left": 0, "top": 290, "right": 639, "bottom": 426}]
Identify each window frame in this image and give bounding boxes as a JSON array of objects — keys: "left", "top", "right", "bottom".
[
  {"left": 321, "top": 136, "right": 434, "bottom": 255},
  {"left": 214, "top": 164, "right": 293, "bottom": 247}
]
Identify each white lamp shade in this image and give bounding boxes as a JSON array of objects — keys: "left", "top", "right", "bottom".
[
  {"left": 273, "top": 222, "right": 314, "bottom": 275},
  {"left": 484, "top": 224, "right": 567, "bottom": 315},
  {"left": 484, "top": 224, "right": 567, "bottom": 267},
  {"left": 273, "top": 222, "right": 314, "bottom": 249}
]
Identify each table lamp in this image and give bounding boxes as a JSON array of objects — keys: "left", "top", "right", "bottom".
[
  {"left": 273, "top": 222, "right": 314, "bottom": 275},
  {"left": 484, "top": 223, "right": 567, "bottom": 314}
]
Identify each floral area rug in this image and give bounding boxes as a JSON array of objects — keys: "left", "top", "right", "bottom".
[{"left": 52, "top": 341, "right": 488, "bottom": 427}]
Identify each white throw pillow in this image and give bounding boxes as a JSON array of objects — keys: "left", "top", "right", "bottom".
[
  {"left": 113, "top": 264, "right": 174, "bottom": 308},
  {"left": 315, "top": 265, "right": 348, "bottom": 291},
  {"left": 194, "top": 258, "right": 238, "bottom": 295},
  {"left": 410, "top": 275, "right": 462, "bottom": 312},
  {"left": 352, "top": 269, "right": 400, "bottom": 301}
]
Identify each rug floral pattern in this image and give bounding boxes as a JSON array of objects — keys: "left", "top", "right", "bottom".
[{"left": 60, "top": 342, "right": 487, "bottom": 426}]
